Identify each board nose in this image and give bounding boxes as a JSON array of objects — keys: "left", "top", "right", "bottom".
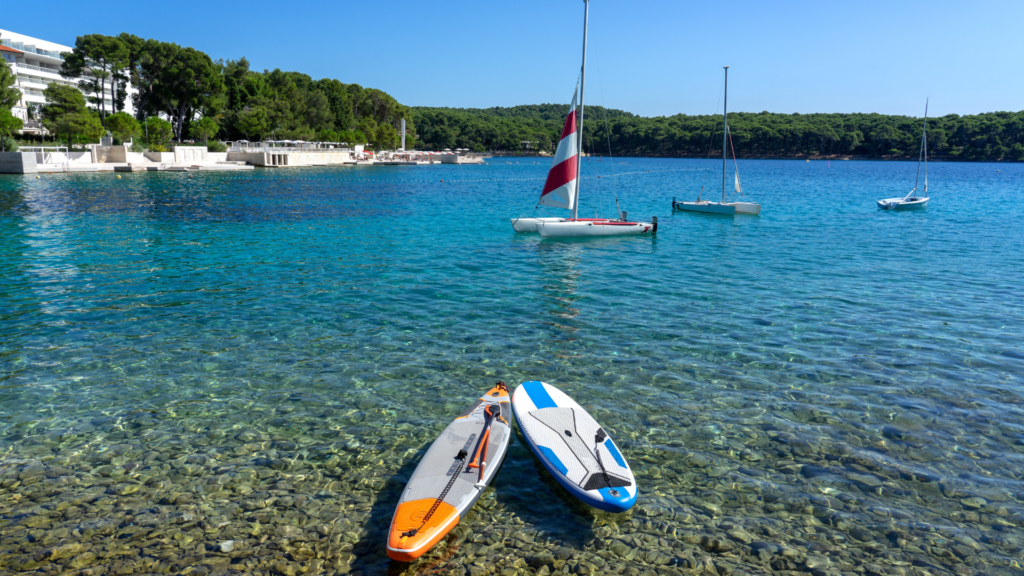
[
  {"left": 483, "top": 381, "right": 510, "bottom": 399},
  {"left": 597, "top": 486, "right": 638, "bottom": 513}
]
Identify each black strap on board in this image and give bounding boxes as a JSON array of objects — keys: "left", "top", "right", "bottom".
[{"left": 402, "top": 449, "right": 468, "bottom": 538}]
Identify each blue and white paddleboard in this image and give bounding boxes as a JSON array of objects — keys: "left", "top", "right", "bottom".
[{"left": 512, "top": 381, "right": 637, "bottom": 513}]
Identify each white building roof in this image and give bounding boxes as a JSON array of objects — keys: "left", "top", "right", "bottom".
[{"left": 0, "top": 28, "right": 72, "bottom": 54}]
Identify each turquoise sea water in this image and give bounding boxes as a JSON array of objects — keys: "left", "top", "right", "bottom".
[{"left": 1, "top": 158, "right": 1023, "bottom": 575}]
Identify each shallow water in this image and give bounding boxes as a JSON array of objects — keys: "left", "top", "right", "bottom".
[{"left": 1, "top": 158, "right": 1022, "bottom": 576}]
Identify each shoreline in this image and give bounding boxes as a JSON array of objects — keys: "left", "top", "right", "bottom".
[{"left": 500, "top": 152, "right": 1021, "bottom": 163}]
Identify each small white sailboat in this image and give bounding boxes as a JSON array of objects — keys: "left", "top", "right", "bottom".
[
  {"left": 674, "top": 66, "right": 761, "bottom": 216},
  {"left": 878, "top": 100, "right": 930, "bottom": 210},
  {"left": 511, "top": 0, "right": 656, "bottom": 238}
]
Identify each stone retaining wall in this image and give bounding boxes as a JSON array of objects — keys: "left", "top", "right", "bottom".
[
  {"left": 144, "top": 152, "right": 175, "bottom": 163},
  {"left": 287, "top": 150, "right": 352, "bottom": 165},
  {"left": 226, "top": 150, "right": 351, "bottom": 167},
  {"left": 226, "top": 152, "right": 270, "bottom": 166},
  {"left": 92, "top": 146, "right": 130, "bottom": 163},
  {"left": 0, "top": 152, "right": 38, "bottom": 174},
  {"left": 173, "top": 146, "right": 208, "bottom": 163}
]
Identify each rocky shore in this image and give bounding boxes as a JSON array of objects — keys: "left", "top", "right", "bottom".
[{"left": 2, "top": 386, "right": 1021, "bottom": 576}]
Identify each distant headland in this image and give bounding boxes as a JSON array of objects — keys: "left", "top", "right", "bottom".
[{"left": 414, "top": 105, "right": 1024, "bottom": 162}]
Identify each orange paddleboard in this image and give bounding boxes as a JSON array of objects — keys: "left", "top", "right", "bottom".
[{"left": 386, "top": 383, "right": 511, "bottom": 562}]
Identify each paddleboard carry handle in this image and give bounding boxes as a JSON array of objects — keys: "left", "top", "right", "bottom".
[
  {"left": 469, "top": 404, "right": 501, "bottom": 480},
  {"left": 492, "top": 383, "right": 510, "bottom": 426},
  {"left": 592, "top": 427, "right": 613, "bottom": 491}
]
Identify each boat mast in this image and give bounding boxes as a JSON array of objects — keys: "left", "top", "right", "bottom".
[
  {"left": 572, "top": 0, "right": 589, "bottom": 221},
  {"left": 908, "top": 98, "right": 929, "bottom": 201},
  {"left": 722, "top": 66, "right": 729, "bottom": 204}
]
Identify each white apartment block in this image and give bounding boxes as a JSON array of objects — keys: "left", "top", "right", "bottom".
[{"left": 0, "top": 28, "right": 135, "bottom": 134}]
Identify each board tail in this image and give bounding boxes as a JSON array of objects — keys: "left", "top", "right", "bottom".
[{"left": 387, "top": 499, "right": 460, "bottom": 561}]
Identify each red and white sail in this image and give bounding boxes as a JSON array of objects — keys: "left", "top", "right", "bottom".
[{"left": 539, "top": 89, "right": 579, "bottom": 210}]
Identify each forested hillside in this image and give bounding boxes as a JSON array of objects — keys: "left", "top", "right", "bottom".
[
  {"left": 413, "top": 105, "right": 1024, "bottom": 161},
  {"left": 215, "top": 57, "right": 412, "bottom": 147},
  {"left": 26, "top": 32, "right": 413, "bottom": 149}
]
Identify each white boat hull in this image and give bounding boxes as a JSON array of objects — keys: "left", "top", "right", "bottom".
[
  {"left": 511, "top": 217, "right": 620, "bottom": 233},
  {"left": 673, "top": 201, "right": 735, "bottom": 215},
  {"left": 732, "top": 202, "right": 761, "bottom": 215},
  {"left": 538, "top": 220, "right": 654, "bottom": 238},
  {"left": 511, "top": 217, "right": 565, "bottom": 233},
  {"left": 673, "top": 200, "right": 761, "bottom": 215},
  {"left": 877, "top": 197, "right": 929, "bottom": 210}
]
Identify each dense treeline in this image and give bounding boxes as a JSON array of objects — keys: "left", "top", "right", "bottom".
[
  {"left": 414, "top": 104, "right": 633, "bottom": 153},
  {"left": 20, "top": 33, "right": 413, "bottom": 149},
  {"left": 214, "top": 57, "right": 412, "bottom": 147},
  {"left": 413, "top": 105, "right": 1024, "bottom": 161}
]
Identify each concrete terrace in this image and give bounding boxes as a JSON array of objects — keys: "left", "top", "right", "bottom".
[{"left": 1, "top": 144, "right": 489, "bottom": 174}]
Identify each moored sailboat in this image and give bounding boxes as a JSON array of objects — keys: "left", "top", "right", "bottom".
[
  {"left": 510, "top": 86, "right": 591, "bottom": 233},
  {"left": 878, "top": 100, "right": 931, "bottom": 210},
  {"left": 674, "top": 66, "right": 761, "bottom": 216},
  {"left": 511, "top": 0, "right": 656, "bottom": 238}
]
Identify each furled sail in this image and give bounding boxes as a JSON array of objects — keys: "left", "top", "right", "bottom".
[
  {"left": 727, "top": 123, "right": 742, "bottom": 194},
  {"left": 539, "top": 88, "right": 579, "bottom": 210}
]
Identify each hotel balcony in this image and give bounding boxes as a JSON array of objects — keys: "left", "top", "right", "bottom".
[
  {"left": 18, "top": 77, "right": 51, "bottom": 90},
  {"left": 15, "top": 62, "right": 64, "bottom": 77}
]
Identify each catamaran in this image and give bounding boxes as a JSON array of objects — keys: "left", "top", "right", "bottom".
[
  {"left": 673, "top": 66, "right": 761, "bottom": 216},
  {"left": 510, "top": 0, "right": 656, "bottom": 238},
  {"left": 878, "top": 100, "right": 930, "bottom": 210}
]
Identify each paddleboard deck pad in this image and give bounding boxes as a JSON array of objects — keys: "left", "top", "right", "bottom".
[
  {"left": 387, "top": 383, "right": 512, "bottom": 561},
  {"left": 512, "top": 381, "right": 637, "bottom": 513}
]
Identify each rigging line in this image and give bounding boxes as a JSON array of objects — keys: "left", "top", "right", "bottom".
[
  {"left": 595, "top": 58, "right": 619, "bottom": 215},
  {"left": 697, "top": 76, "right": 725, "bottom": 198},
  {"left": 923, "top": 105, "right": 928, "bottom": 192}
]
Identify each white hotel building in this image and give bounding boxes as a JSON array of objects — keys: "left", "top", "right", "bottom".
[{"left": 0, "top": 28, "right": 134, "bottom": 134}]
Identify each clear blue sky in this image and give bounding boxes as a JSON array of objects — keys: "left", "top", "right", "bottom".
[{"left": 9, "top": 0, "right": 1023, "bottom": 118}]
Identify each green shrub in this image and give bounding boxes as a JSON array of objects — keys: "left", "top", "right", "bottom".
[
  {"left": 106, "top": 112, "right": 141, "bottom": 143},
  {"left": 143, "top": 117, "right": 174, "bottom": 148},
  {"left": 149, "top": 143, "right": 167, "bottom": 153},
  {"left": 0, "top": 136, "right": 18, "bottom": 152},
  {"left": 207, "top": 140, "right": 227, "bottom": 153},
  {"left": 317, "top": 129, "right": 340, "bottom": 143},
  {"left": 188, "top": 117, "right": 219, "bottom": 143},
  {"left": 130, "top": 140, "right": 145, "bottom": 153}
]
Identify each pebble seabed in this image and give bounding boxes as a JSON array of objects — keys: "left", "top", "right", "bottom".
[
  {"left": 2, "top": 163, "right": 1024, "bottom": 576},
  {"left": 2, "top": 372, "right": 1022, "bottom": 576}
]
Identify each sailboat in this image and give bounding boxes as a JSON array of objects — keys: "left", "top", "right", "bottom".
[
  {"left": 510, "top": 0, "right": 656, "bottom": 238},
  {"left": 673, "top": 66, "right": 761, "bottom": 216},
  {"left": 878, "top": 100, "right": 930, "bottom": 210}
]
